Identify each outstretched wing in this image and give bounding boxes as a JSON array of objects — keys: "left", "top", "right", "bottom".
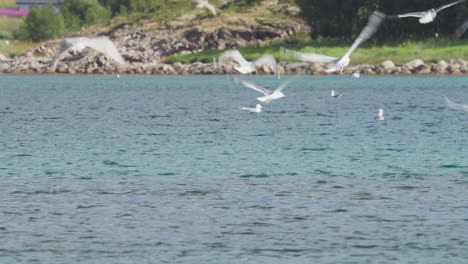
[
  {"left": 218, "top": 50, "right": 250, "bottom": 68},
  {"left": 50, "top": 39, "right": 74, "bottom": 71},
  {"left": 445, "top": 96, "right": 468, "bottom": 112},
  {"left": 454, "top": 19, "right": 468, "bottom": 39},
  {"left": 254, "top": 54, "right": 277, "bottom": 74},
  {"left": 234, "top": 77, "right": 272, "bottom": 95},
  {"left": 281, "top": 47, "right": 337, "bottom": 63},
  {"left": 436, "top": 0, "right": 464, "bottom": 12},
  {"left": 396, "top": 12, "right": 427, "bottom": 18},
  {"left": 343, "top": 10, "right": 385, "bottom": 58},
  {"left": 85, "top": 37, "right": 125, "bottom": 64}
]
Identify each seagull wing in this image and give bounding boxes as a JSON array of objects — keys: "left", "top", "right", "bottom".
[
  {"left": 234, "top": 77, "right": 272, "bottom": 95},
  {"left": 218, "top": 50, "right": 251, "bottom": 68},
  {"left": 51, "top": 39, "right": 74, "bottom": 71},
  {"left": 85, "top": 36, "right": 125, "bottom": 64},
  {"left": 281, "top": 47, "right": 337, "bottom": 63},
  {"left": 436, "top": 0, "right": 464, "bottom": 12},
  {"left": 454, "top": 19, "right": 468, "bottom": 39},
  {"left": 254, "top": 54, "right": 277, "bottom": 74},
  {"left": 396, "top": 12, "right": 427, "bottom": 18},
  {"left": 343, "top": 10, "right": 385, "bottom": 58},
  {"left": 445, "top": 96, "right": 468, "bottom": 112}
]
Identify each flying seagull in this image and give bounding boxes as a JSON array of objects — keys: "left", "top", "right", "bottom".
[
  {"left": 281, "top": 11, "right": 386, "bottom": 74},
  {"left": 387, "top": 0, "right": 465, "bottom": 24},
  {"left": 445, "top": 96, "right": 468, "bottom": 112},
  {"left": 352, "top": 72, "right": 361, "bottom": 78},
  {"left": 234, "top": 77, "right": 289, "bottom": 103},
  {"left": 218, "top": 50, "right": 278, "bottom": 77},
  {"left": 240, "top": 104, "right": 263, "bottom": 113},
  {"left": 194, "top": 0, "right": 218, "bottom": 16},
  {"left": 454, "top": 19, "right": 468, "bottom": 39},
  {"left": 51, "top": 36, "right": 125, "bottom": 72},
  {"left": 375, "top": 108, "right": 385, "bottom": 120}
]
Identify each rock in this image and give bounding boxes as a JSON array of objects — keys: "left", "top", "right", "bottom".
[
  {"left": 404, "top": 59, "right": 424, "bottom": 70},
  {"left": 0, "top": 53, "right": 6, "bottom": 61},
  {"left": 381, "top": 60, "right": 395, "bottom": 70},
  {"left": 449, "top": 58, "right": 466, "bottom": 67}
]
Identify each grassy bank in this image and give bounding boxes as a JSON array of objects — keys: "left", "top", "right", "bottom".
[
  {"left": 0, "top": 0, "right": 22, "bottom": 40},
  {"left": 166, "top": 39, "right": 468, "bottom": 65}
]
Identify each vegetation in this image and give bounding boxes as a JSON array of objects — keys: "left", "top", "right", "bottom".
[
  {"left": 0, "top": 0, "right": 21, "bottom": 40},
  {"left": 165, "top": 39, "right": 468, "bottom": 65},
  {"left": 17, "top": 6, "right": 64, "bottom": 42}
]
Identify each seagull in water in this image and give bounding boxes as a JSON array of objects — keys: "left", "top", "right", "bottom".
[
  {"left": 51, "top": 36, "right": 125, "bottom": 72},
  {"left": 281, "top": 11, "right": 386, "bottom": 74},
  {"left": 387, "top": 0, "right": 465, "bottom": 24},
  {"left": 234, "top": 77, "right": 289, "bottom": 103},
  {"left": 376, "top": 109, "right": 385, "bottom": 120},
  {"left": 352, "top": 72, "right": 361, "bottom": 78},
  {"left": 218, "top": 50, "right": 279, "bottom": 77},
  {"left": 445, "top": 96, "right": 468, "bottom": 112},
  {"left": 330, "top": 90, "right": 343, "bottom": 98},
  {"left": 240, "top": 104, "right": 263, "bottom": 113},
  {"left": 193, "top": 0, "right": 218, "bottom": 16}
]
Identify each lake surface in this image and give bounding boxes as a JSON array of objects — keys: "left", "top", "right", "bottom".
[{"left": 0, "top": 75, "right": 467, "bottom": 263}]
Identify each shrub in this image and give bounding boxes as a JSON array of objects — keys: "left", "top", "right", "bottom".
[
  {"left": 61, "top": 0, "right": 111, "bottom": 31},
  {"left": 18, "top": 5, "right": 64, "bottom": 42}
]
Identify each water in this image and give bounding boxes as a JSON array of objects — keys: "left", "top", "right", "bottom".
[{"left": 0, "top": 75, "right": 467, "bottom": 263}]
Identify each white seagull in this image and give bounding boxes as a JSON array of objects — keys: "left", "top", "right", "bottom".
[
  {"left": 218, "top": 50, "right": 278, "bottom": 76},
  {"left": 240, "top": 104, "right": 263, "bottom": 113},
  {"left": 51, "top": 36, "right": 125, "bottom": 72},
  {"left": 454, "top": 19, "right": 468, "bottom": 40},
  {"left": 376, "top": 108, "right": 385, "bottom": 120},
  {"left": 331, "top": 90, "right": 343, "bottom": 98},
  {"left": 445, "top": 96, "right": 468, "bottom": 112},
  {"left": 281, "top": 11, "right": 385, "bottom": 74},
  {"left": 388, "top": 0, "right": 465, "bottom": 24},
  {"left": 193, "top": 0, "right": 217, "bottom": 16},
  {"left": 234, "top": 77, "right": 289, "bottom": 103},
  {"left": 352, "top": 72, "right": 361, "bottom": 78}
]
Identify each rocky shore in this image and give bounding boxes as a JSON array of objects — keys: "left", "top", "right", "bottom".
[{"left": 0, "top": 53, "right": 467, "bottom": 76}]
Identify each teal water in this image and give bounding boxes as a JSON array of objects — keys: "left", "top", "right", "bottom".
[{"left": 0, "top": 75, "right": 467, "bottom": 263}]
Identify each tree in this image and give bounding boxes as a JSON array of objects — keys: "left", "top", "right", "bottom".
[
  {"left": 18, "top": 5, "right": 64, "bottom": 42},
  {"left": 60, "top": 0, "right": 111, "bottom": 31}
]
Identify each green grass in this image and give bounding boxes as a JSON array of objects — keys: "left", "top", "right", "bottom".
[
  {"left": 0, "top": 41, "right": 37, "bottom": 57},
  {"left": 165, "top": 39, "right": 468, "bottom": 65}
]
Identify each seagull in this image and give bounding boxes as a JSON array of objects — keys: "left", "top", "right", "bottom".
[
  {"left": 281, "top": 11, "right": 385, "bottom": 74},
  {"left": 445, "top": 96, "right": 468, "bottom": 112},
  {"left": 387, "top": 0, "right": 465, "bottom": 24},
  {"left": 375, "top": 108, "right": 384, "bottom": 120},
  {"left": 218, "top": 50, "right": 278, "bottom": 77},
  {"left": 331, "top": 90, "right": 343, "bottom": 98},
  {"left": 454, "top": 18, "right": 468, "bottom": 40},
  {"left": 352, "top": 72, "right": 361, "bottom": 78},
  {"left": 240, "top": 104, "right": 263, "bottom": 113},
  {"left": 194, "top": 0, "right": 217, "bottom": 16},
  {"left": 234, "top": 77, "right": 289, "bottom": 103},
  {"left": 51, "top": 36, "right": 125, "bottom": 72}
]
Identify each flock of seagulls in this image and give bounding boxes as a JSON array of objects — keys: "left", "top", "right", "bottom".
[{"left": 48, "top": 1, "right": 467, "bottom": 117}]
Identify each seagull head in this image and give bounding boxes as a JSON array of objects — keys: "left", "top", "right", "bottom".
[{"left": 419, "top": 10, "right": 436, "bottom": 24}]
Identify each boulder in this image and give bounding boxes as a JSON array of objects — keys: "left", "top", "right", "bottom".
[
  {"left": 0, "top": 53, "right": 6, "bottom": 61},
  {"left": 403, "top": 59, "right": 424, "bottom": 70},
  {"left": 381, "top": 60, "right": 395, "bottom": 70}
]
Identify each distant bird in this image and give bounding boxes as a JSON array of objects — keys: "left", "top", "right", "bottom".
[
  {"left": 234, "top": 77, "right": 289, "bottom": 103},
  {"left": 281, "top": 11, "right": 385, "bottom": 74},
  {"left": 376, "top": 108, "right": 385, "bottom": 120},
  {"left": 218, "top": 50, "right": 278, "bottom": 77},
  {"left": 445, "top": 96, "right": 468, "bottom": 112},
  {"left": 352, "top": 72, "right": 361, "bottom": 78},
  {"left": 194, "top": 0, "right": 217, "bottom": 16},
  {"left": 240, "top": 104, "right": 263, "bottom": 113},
  {"left": 330, "top": 90, "right": 343, "bottom": 98},
  {"left": 51, "top": 36, "right": 125, "bottom": 72},
  {"left": 387, "top": 0, "right": 465, "bottom": 24},
  {"left": 454, "top": 19, "right": 468, "bottom": 40}
]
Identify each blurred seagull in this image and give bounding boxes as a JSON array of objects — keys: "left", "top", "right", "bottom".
[
  {"left": 331, "top": 90, "right": 343, "bottom": 98},
  {"left": 281, "top": 11, "right": 385, "bottom": 74},
  {"left": 234, "top": 77, "right": 289, "bottom": 103},
  {"left": 194, "top": 0, "right": 217, "bottom": 16},
  {"left": 445, "top": 96, "right": 468, "bottom": 112},
  {"left": 387, "top": 0, "right": 465, "bottom": 24},
  {"left": 240, "top": 104, "right": 263, "bottom": 113},
  {"left": 218, "top": 50, "right": 279, "bottom": 77},
  {"left": 51, "top": 36, "right": 124, "bottom": 72},
  {"left": 376, "top": 108, "right": 384, "bottom": 120},
  {"left": 454, "top": 19, "right": 468, "bottom": 39},
  {"left": 352, "top": 72, "right": 361, "bottom": 78}
]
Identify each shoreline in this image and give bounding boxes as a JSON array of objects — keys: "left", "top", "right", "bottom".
[{"left": 1, "top": 57, "right": 467, "bottom": 76}]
